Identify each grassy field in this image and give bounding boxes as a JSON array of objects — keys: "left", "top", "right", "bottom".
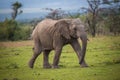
[{"left": 0, "top": 36, "right": 120, "bottom": 80}]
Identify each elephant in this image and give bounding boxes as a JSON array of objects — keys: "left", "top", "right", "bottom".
[{"left": 28, "top": 18, "right": 88, "bottom": 68}]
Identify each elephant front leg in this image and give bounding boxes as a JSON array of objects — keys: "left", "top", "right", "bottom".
[
  {"left": 43, "top": 50, "right": 51, "bottom": 68},
  {"left": 70, "top": 40, "right": 88, "bottom": 67},
  {"left": 52, "top": 48, "right": 62, "bottom": 68},
  {"left": 80, "top": 60, "right": 88, "bottom": 67}
]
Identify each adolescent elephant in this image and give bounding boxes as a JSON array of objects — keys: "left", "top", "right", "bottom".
[{"left": 28, "top": 18, "right": 88, "bottom": 68}]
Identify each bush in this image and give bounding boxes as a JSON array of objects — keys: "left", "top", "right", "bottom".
[
  {"left": 13, "top": 26, "right": 31, "bottom": 40},
  {"left": 0, "top": 19, "right": 32, "bottom": 41},
  {"left": 0, "top": 23, "right": 8, "bottom": 40},
  {"left": 0, "top": 19, "right": 17, "bottom": 41}
]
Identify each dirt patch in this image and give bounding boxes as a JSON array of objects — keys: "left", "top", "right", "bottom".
[{"left": 0, "top": 40, "right": 33, "bottom": 48}]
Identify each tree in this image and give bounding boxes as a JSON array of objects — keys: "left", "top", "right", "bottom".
[
  {"left": 45, "top": 8, "right": 66, "bottom": 20},
  {"left": 85, "top": 0, "right": 101, "bottom": 37},
  {"left": 102, "top": 0, "right": 120, "bottom": 35},
  {"left": 67, "top": 10, "right": 81, "bottom": 18},
  {"left": 0, "top": 19, "right": 18, "bottom": 40},
  {"left": 11, "top": 1, "right": 23, "bottom": 20}
]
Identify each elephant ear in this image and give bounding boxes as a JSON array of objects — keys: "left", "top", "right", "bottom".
[{"left": 55, "top": 20, "right": 71, "bottom": 39}]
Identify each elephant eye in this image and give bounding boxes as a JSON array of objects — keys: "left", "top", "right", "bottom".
[{"left": 74, "top": 27, "right": 77, "bottom": 31}]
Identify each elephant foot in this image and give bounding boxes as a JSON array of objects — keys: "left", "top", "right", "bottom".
[
  {"left": 52, "top": 65, "right": 59, "bottom": 69},
  {"left": 43, "top": 64, "right": 52, "bottom": 69},
  {"left": 81, "top": 64, "right": 88, "bottom": 68},
  {"left": 28, "top": 60, "right": 34, "bottom": 68},
  {"left": 80, "top": 62, "right": 88, "bottom": 68}
]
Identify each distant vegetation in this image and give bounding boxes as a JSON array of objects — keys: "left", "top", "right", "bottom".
[
  {"left": 0, "top": 1, "right": 31, "bottom": 41},
  {"left": 0, "top": 19, "right": 32, "bottom": 41},
  {"left": 11, "top": 1, "right": 23, "bottom": 20},
  {"left": 0, "top": 0, "right": 120, "bottom": 41}
]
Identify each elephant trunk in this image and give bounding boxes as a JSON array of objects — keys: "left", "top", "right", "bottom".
[{"left": 79, "top": 33, "right": 87, "bottom": 64}]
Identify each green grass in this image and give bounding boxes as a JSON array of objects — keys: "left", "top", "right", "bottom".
[{"left": 0, "top": 36, "right": 120, "bottom": 80}]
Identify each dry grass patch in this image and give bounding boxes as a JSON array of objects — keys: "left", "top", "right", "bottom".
[{"left": 0, "top": 40, "right": 33, "bottom": 48}]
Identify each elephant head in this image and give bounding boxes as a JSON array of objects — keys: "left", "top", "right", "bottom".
[
  {"left": 55, "top": 18, "right": 88, "bottom": 66},
  {"left": 70, "top": 18, "right": 87, "bottom": 65}
]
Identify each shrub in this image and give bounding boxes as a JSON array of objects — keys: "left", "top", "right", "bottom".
[
  {"left": 0, "top": 19, "right": 32, "bottom": 41},
  {"left": 0, "top": 19, "right": 17, "bottom": 41},
  {"left": 13, "top": 26, "right": 31, "bottom": 40}
]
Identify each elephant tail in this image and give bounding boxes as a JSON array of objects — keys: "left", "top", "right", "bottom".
[{"left": 31, "top": 25, "right": 39, "bottom": 39}]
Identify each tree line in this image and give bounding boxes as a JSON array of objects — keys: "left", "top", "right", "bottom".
[
  {"left": 33, "top": 0, "right": 120, "bottom": 37},
  {"left": 84, "top": 0, "right": 120, "bottom": 37},
  {"left": 0, "top": 0, "right": 120, "bottom": 41}
]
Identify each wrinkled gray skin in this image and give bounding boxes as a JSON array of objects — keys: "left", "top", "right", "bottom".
[{"left": 28, "top": 18, "right": 88, "bottom": 68}]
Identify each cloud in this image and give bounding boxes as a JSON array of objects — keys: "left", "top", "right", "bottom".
[
  {"left": 0, "top": 9, "right": 12, "bottom": 14},
  {"left": 0, "top": 0, "right": 88, "bottom": 21},
  {"left": 0, "top": 7, "right": 78, "bottom": 14},
  {"left": 0, "top": 6, "right": 82, "bottom": 14},
  {"left": 0, "top": 0, "right": 88, "bottom": 14},
  {"left": 45, "top": 2, "right": 61, "bottom": 7},
  {"left": 22, "top": 8, "right": 49, "bottom": 13},
  {"left": 0, "top": 8, "right": 50, "bottom": 14}
]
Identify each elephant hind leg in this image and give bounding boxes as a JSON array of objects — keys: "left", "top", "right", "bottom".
[{"left": 28, "top": 39, "right": 42, "bottom": 68}]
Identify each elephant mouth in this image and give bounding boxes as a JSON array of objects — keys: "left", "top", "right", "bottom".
[{"left": 71, "top": 35, "right": 78, "bottom": 39}]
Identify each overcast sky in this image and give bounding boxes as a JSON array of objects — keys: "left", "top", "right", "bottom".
[
  {"left": 0, "top": 0, "right": 89, "bottom": 21},
  {"left": 0, "top": 0, "right": 88, "bottom": 13}
]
